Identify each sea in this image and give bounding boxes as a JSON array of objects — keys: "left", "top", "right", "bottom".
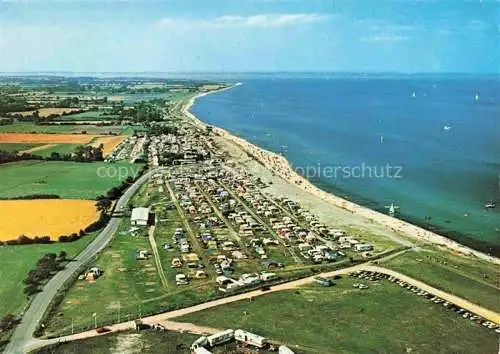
[{"left": 191, "top": 74, "right": 500, "bottom": 255}]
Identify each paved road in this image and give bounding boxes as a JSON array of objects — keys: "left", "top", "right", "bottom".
[
  {"left": 5, "top": 168, "right": 160, "bottom": 354},
  {"left": 22, "top": 258, "right": 500, "bottom": 353}
]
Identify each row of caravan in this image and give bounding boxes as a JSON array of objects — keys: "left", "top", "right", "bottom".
[{"left": 191, "top": 329, "right": 295, "bottom": 353}]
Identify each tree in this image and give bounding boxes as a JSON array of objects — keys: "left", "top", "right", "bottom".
[
  {"left": 96, "top": 198, "right": 112, "bottom": 214},
  {"left": 58, "top": 250, "right": 67, "bottom": 262}
]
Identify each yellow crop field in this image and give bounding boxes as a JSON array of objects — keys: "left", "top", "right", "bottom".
[
  {"left": 91, "top": 135, "right": 126, "bottom": 156},
  {"left": 0, "top": 200, "right": 100, "bottom": 241},
  {"left": 0, "top": 133, "right": 95, "bottom": 144},
  {"left": 11, "top": 108, "right": 81, "bottom": 117}
]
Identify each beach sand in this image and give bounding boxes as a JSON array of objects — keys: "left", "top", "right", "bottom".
[{"left": 182, "top": 87, "right": 500, "bottom": 265}]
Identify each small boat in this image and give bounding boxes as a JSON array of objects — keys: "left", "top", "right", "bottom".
[
  {"left": 475, "top": 93, "right": 479, "bottom": 101},
  {"left": 443, "top": 125, "right": 451, "bottom": 131},
  {"left": 385, "top": 202, "right": 400, "bottom": 216},
  {"left": 412, "top": 92, "right": 416, "bottom": 98},
  {"left": 484, "top": 201, "right": 496, "bottom": 209}
]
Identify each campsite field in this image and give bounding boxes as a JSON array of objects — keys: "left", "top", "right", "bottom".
[
  {"left": 0, "top": 161, "right": 143, "bottom": 199},
  {"left": 383, "top": 247, "right": 500, "bottom": 312},
  {"left": 0, "top": 122, "right": 126, "bottom": 135},
  {"left": 0, "top": 232, "right": 98, "bottom": 316},
  {"left": 43, "top": 183, "right": 218, "bottom": 336},
  {"left": 0, "top": 200, "right": 100, "bottom": 241},
  {"left": 0, "top": 133, "right": 95, "bottom": 144},
  {"left": 176, "top": 278, "right": 498, "bottom": 354}
]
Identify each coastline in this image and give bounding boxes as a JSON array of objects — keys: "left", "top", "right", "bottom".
[{"left": 182, "top": 86, "right": 500, "bottom": 265}]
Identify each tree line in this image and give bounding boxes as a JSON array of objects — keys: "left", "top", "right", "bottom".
[
  {"left": 23, "top": 252, "right": 67, "bottom": 296},
  {"left": 0, "top": 145, "right": 104, "bottom": 164}
]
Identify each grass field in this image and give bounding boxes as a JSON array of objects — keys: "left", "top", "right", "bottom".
[
  {"left": 0, "top": 122, "right": 125, "bottom": 135},
  {"left": 0, "top": 161, "right": 142, "bottom": 199},
  {"left": 0, "top": 143, "right": 44, "bottom": 152},
  {"left": 57, "top": 111, "right": 120, "bottom": 121},
  {"left": 0, "top": 200, "right": 100, "bottom": 240},
  {"left": 0, "top": 233, "right": 98, "bottom": 316},
  {"left": 176, "top": 278, "right": 498, "bottom": 354},
  {"left": 383, "top": 247, "right": 500, "bottom": 312},
  {"left": 33, "top": 144, "right": 81, "bottom": 157},
  {"left": 0, "top": 133, "right": 94, "bottom": 144}
]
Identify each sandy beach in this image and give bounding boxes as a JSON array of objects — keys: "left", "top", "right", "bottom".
[{"left": 182, "top": 87, "right": 500, "bottom": 265}]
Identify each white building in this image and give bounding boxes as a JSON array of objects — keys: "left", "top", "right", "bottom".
[{"left": 130, "top": 207, "right": 149, "bottom": 226}]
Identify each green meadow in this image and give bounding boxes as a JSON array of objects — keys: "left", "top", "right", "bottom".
[
  {"left": 0, "top": 161, "right": 142, "bottom": 199},
  {"left": 177, "top": 278, "right": 498, "bottom": 354}
]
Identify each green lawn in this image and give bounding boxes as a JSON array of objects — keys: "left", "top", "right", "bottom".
[
  {"left": 0, "top": 143, "right": 44, "bottom": 152},
  {"left": 34, "top": 144, "right": 81, "bottom": 158},
  {"left": 0, "top": 233, "right": 97, "bottom": 316},
  {"left": 0, "top": 161, "right": 142, "bottom": 199},
  {"left": 176, "top": 278, "right": 498, "bottom": 354},
  {"left": 0, "top": 122, "right": 125, "bottom": 135},
  {"left": 383, "top": 248, "right": 500, "bottom": 312}
]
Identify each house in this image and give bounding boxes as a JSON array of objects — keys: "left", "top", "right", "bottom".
[
  {"left": 355, "top": 243, "right": 374, "bottom": 252},
  {"left": 130, "top": 207, "right": 149, "bottom": 226}
]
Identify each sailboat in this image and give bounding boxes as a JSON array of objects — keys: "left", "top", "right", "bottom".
[
  {"left": 484, "top": 201, "right": 496, "bottom": 209},
  {"left": 385, "top": 203, "right": 400, "bottom": 216}
]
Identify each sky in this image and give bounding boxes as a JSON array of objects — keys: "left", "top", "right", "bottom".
[{"left": 0, "top": 0, "right": 498, "bottom": 73}]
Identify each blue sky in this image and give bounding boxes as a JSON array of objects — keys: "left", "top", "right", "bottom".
[{"left": 0, "top": 0, "right": 498, "bottom": 73}]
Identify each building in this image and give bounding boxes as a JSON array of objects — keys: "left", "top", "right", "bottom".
[{"left": 131, "top": 207, "right": 149, "bottom": 226}]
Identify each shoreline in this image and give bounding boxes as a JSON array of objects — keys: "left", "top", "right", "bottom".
[{"left": 182, "top": 86, "right": 500, "bottom": 265}]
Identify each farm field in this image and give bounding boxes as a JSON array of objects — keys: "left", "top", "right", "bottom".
[
  {"left": 0, "top": 133, "right": 94, "bottom": 144},
  {"left": 0, "top": 232, "right": 98, "bottom": 316},
  {"left": 0, "top": 122, "right": 126, "bottom": 135},
  {"left": 0, "top": 161, "right": 143, "bottom": 199},
  {"left": 10, "top": 108, "right": 81, "bottom": 117},
  {"left": 176, "top": 278, "right": 498, "bottom": 354},
  {"left": 0, "top": 143, "right": 44, "bottom": 152},
  {"left": 0, "top": 200, "right": 100, "bottom": 240},
  {"left": 383, "top": 247, "right": 500, "bottom": 312},
  {"left": 90, "top": 135, "right": 126, "bottom": 156}
]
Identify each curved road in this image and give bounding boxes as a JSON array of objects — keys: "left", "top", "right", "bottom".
[{"left": 5, "top": 168, "right": 161, "bottom": 354}]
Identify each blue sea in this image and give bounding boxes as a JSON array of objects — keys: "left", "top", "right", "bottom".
[{"left": 191, "top": 75, "right": 500, "bottom": 254}]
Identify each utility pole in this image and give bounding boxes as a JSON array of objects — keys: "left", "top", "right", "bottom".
[
  {"left": 71, "top": 318, "right": 74, "bottom": 335},
  {"left": 118, "top": 302, "right": 121, "bottom": 323}
]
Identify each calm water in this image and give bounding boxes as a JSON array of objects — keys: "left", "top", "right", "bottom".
[{"left": 192, "top": 76, "right": 500, "bottom": 253}]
